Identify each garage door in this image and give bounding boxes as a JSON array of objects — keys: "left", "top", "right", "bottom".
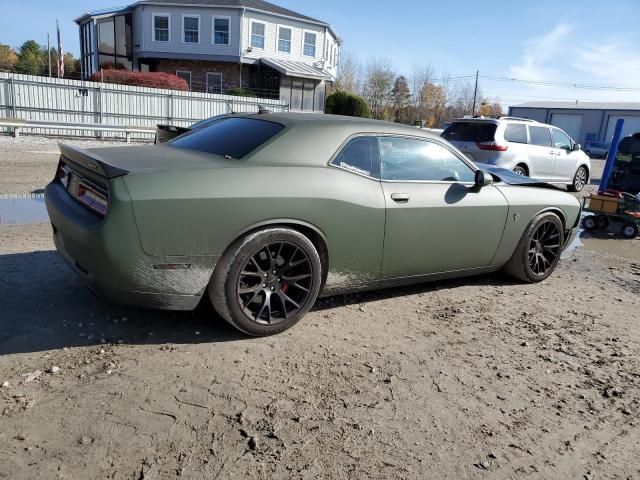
[
  {"left": 605, "top": 115, "right": 640, "bottom": 141},
  {"left": 550, "top": 114, "right": 583, "bottom": 142}
]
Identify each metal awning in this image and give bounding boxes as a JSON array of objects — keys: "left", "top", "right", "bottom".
[{"left": 260, "top": 58, "right": 332, "bottom": 81}]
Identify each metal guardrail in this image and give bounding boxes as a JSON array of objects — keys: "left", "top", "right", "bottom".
[{"left": 0, "top": 118, "right": 156, "bottom": 142}]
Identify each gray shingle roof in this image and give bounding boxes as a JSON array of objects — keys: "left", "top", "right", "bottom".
[
  {"left": 511, "top": 101, "right": 640, "bottom": 111},
  {"left": 135, "top": 0, "right": 328, "bottom": 24}
]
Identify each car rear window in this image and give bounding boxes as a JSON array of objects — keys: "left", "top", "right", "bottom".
[
  {"left": 169, "top": 117, "right": 284, "bottom": 159},
  {"left": 442, "top": 122, "right": 496, "bottom": 142}
]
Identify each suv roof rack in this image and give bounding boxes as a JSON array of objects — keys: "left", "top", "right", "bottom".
[{"left": 499, "top": 116, "right": 538, "bottom": 122}]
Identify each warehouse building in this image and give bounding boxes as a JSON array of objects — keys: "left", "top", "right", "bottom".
[{"left": 508, "top": 101, "right": 640, "bottom": 146}]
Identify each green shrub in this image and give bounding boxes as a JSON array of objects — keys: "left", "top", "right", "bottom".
[
  {"left": 325, "top": 90, "right": 371, "bottom": 118},
  {"left": 225, "top": 87, "right": 257, "bottom": 98}
]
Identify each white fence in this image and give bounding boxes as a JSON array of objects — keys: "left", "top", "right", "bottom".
[{"left": 0, "top": 72, "right": 287, "bottom": 140}]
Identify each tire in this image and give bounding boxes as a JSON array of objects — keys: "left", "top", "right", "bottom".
[
  {"left": 582, "top": 216, "right": 597, "bottom": 231},
  {"left": 596, "top": 215, "right": 610, "bottom": 230},
  {"left": 622, "top": 224, "right": 639, "bottom": 239},
  {"left": 568, "top": 166, "right": 588, "bottom": 192},
  {"left": 209, "top": 227, "right": 322, "bottom": 336},
  {"left": 513, "top": 165, "right": 528, "bottom": 176},
  {"left": 504, "top": 212, "right": 564, "bottom": 283}
]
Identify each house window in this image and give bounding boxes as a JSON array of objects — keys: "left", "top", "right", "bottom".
[
  {"left": 97, "top": 14, "right": 133, "bottom": 70},
  {"left": 303, "top": 32, "right": 316, "bottom": 57},
  {"left": 153, "top": 14, "right": 169, "bottom": 42},
  {"left": 213, "top": 17, "right": 230, "bottom": 45},
  {"left": 278, "top": 27, "right": 292, "bottom": 53},
  {"left": 250, "top": 21, "right": 265, "bottom": 49},
  {"left": 176, "top": 71, "right": 191, "bottom": 89},
  {"left": 206, "top": 72, "right": 223, "bottom": 94},
  {"left": 183, "top": 15, "right": 199, "bottom": 43}
]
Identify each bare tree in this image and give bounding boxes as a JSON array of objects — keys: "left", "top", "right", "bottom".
[
  {"left": 411, "top": 64, "right": 435, "bottom": 124},
  {"left": 332, "top": 50, "right": 360, "bottom": 94},
  {"left": 480, "top": 97, "right": 504, "bottom": 118},
  {"left": 362, "top": 58, "right": 395, "bottom": 120}
]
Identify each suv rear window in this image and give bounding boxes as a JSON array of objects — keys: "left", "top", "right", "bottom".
[
  {"left": 504, "top": 123, "right": 527, "bottom": 144},
  {"left": 442, "top": 122, "right": 496, "bottom": 142},
  {"left": 169, "top": 117, "right": 284, "bottom": 158}
]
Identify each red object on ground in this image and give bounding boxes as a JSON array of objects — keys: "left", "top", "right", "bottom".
[
  {"left": 598, "top": 189, "right": 623, "bottom": 198},
  {"left": 89, "top": 70, "right": 189, "bottom": 91}
]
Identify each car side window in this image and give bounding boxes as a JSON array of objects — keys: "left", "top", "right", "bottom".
[
  {"left": 551, "top": 129, "right": 573, "bottom": 150},
  {"left": 332, "top": 136, "right": 378, "bottom": 178},
  {"left": 379, "top": 137, "right": 476, "bottom": 182},
  {"left": 528, "top": 126, "right": 552, "bottom": 147},
  {"left": 504, "top": 123, "right": 527, "bottom": 144}
]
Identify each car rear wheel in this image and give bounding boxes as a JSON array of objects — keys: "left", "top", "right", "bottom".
[
  {"left": 504, "top": 212, "right": 564, "bottom": 283},
  {"left": 568, "top": 166, "right": 588, "bottom": 192},
  {"left": 513, "top": 165, "right": 528, "bottom": 176},
  {"left": 209, "top": 228, "right": 322, "bottom": 336}
]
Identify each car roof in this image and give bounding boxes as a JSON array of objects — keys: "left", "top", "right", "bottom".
[{"left": 229, "top": 112, "right": 444, "bottom": 140}]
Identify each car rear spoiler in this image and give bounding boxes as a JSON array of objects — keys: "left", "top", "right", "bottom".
[
  {"left": 155, "top": 124, "right": 190, "bottom": 144},
  {"left": 58, "top": 143, "right": 129, "bottom": 179}
]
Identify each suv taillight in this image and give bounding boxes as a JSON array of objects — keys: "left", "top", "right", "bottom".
[{"left": 476, "top": 141, "right": 508, "bottom": 151}]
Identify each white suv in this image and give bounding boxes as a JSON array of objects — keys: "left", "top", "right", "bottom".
[{"left": 442, "top": 117, "right": 591, "bottom": 192}]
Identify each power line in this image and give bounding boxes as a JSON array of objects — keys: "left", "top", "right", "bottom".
[{"left": 479, "top": 75, "right": 640, "bottom": 92}]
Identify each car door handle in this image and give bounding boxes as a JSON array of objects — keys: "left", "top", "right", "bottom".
[{"left": 391, "top": 193, "right": 410, "bottom": 203}]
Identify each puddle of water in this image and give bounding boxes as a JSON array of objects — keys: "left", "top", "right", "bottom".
[
  {"left": 0, "top": 195, "right": 49, "bottom": 225},
  {"left": 564, "top": 213, "right": 639, "bottom": 260},
  {"left": 581, "top": 235, "right": 639, "bottom": 260}
]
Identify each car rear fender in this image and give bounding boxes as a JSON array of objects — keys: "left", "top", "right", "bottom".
[{"left": 217, "top": 218, "right": 330, "bottom": 290}]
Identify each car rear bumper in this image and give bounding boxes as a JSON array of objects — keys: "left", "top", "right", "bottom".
[{"left": 45, "top": 180, "right": 214, "bottom": 311}]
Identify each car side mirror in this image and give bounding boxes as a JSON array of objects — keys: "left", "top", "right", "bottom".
[
  {"left": 572, "top": 143, "right": 581, "bottom": 151},
  {"left": 474, "top": 170, "right": 493, "bottom": 189}
]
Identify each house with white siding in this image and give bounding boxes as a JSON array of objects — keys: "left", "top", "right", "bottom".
[{"left": 75, "top": 0, "right": 340, "bottom": 112}]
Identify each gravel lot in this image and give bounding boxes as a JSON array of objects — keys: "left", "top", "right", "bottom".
[{"left": 0, "top": 135, "right": 638, "bottom": 479}]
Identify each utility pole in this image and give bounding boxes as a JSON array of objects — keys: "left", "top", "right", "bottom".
[
  {"left": 47, "top": 34, "right": 51, "bottom": 77},
  {"left": 471, "top": 70, "right": 479, "bottom": 116}
]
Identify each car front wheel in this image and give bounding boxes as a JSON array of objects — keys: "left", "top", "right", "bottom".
[
  {"left": 504, "top": 212, "right": 564, "bottom": 283},
  {"left": 209, "top": 227, "right": 322, "bottom": 336},
  {"left": 568, "top": 166, "right": 588, "bottom": 192}
]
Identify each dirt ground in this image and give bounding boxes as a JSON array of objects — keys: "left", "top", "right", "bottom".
[{"left": 0, "top": 136, "right": 639, "bottom": 479}]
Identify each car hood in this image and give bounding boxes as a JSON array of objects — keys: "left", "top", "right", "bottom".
[{"left": 478, "top": 164, "right": 562, "bottom": 190}]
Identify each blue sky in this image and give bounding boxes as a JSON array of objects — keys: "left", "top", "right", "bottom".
[{"left": 1, "top": 0, "right": 639, "bottom": 106}]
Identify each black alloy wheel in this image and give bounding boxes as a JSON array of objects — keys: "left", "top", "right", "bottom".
[
  {"left": 237, "top": 241, "right": 313, "bottom": 325},
  {"left": 528, "top": 220, "right": 562, "bottom": 276},
  {"left": 504, "top": 212, "right": 564, "bottom": 283}
]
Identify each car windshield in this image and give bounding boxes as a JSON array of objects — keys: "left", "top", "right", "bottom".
[
  {"left": 169, "top": 117, "right": 284, "bottom": 159},
  {"left": 442, "top": 122, "right": 497, "bottom": 142}
]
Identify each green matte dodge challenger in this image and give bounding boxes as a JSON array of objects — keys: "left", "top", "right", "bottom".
[{"left": 45, "top": 113, "right": 581, "bottom": 336}]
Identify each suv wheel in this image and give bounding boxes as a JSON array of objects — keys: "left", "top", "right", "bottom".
[
  {"left": 568, "top": 166, "right": 588, "bottom": 192},
  {"left": 513, "top": 165, "right": 528, "bottom": 176}
]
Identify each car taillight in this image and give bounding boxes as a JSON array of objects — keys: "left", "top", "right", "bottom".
[
  {"left": 57, "top": 163, "right": 71, "bottom": 188},
  {"left": 75, "top": 179, "right": 108, "bottom": 217},
  {"left": 59, "top": 160, "right": 109, "bottom": 217},
  {"left": 476, "top": 141, "right": 508, "bottom": 151}
]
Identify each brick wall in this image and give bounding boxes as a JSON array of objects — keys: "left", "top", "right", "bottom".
[{"left": 155, "top": 60, "right": 251, "bottom": 93}]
